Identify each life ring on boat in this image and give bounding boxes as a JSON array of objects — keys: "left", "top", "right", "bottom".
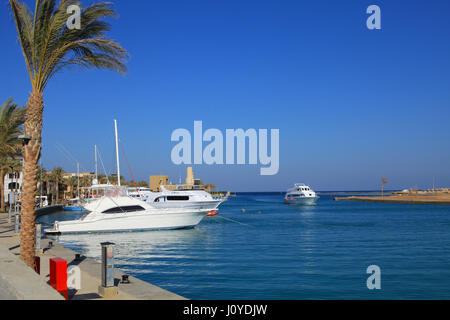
[{"left": 206, "top": 210, "right": 219, "bottom": 216}]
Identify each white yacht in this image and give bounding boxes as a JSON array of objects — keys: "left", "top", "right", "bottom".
[
  {"left": 45, "top": 187, "right": 208, "bottom": 234},
  {"left": 145, "top": 185, "right": 226, "bottom": 211},
  {"left": 284, "top": 183, "right": 319, "bottom": 205},
  {"left": 127, "top": 187, "right": 153, "bottom": 201}
]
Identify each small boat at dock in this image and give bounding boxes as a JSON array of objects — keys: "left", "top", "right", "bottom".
[{"left": 63, "top": 198, "right": 83, "bottom": 211}]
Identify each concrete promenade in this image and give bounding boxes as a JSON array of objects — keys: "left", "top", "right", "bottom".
[{"left": 0, "top": 212, "right": 186, "bottom": 300}]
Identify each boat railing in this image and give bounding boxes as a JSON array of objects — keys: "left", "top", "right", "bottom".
[{"left": 175, "top": 184, "right": 205, "bottom": 191}]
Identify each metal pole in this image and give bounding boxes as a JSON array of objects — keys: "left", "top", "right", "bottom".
[
  {"left": 114, "top": 120, "right": 121, "bottom": 186},
  {"left": 40, "top": 159, "right": 43, "bottom": 208},
  {"left": 95, "top": 144, "right": 98, "bottom": 182},
  {"left": 35, "top": 224, "right": 41, "bottom": 253},
  {"left": 101, "top": 242, "right": 115, "bottom": 287},
  {"left": 14, "top": 213, "right": 20, "bottom": 234},
  {"left": 12, "top": 169, "right": 16, "bottom": 214},
  {"left": 8, "top": 195, "right": 12, "bottom": 223},
  {"left": 77, "top": 162, "right": 80, "bottom": 200}
]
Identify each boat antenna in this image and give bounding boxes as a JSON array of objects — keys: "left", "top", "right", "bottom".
[
  {"left": 114, "top": 119, "right": 121, "bottom": 186},
  {"left": 94, "top": 144, "right": 98, "bottom": 182}
]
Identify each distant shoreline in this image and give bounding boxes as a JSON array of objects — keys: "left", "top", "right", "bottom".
[
  {"left": 234, "top": 190, "right": 401, "bottom": 194},
  {"left": 334, "top": 194, "right": 450, "bottom": 205}
]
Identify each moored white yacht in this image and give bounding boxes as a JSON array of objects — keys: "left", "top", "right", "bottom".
[
  {"left": 284, "top": 183, "right": 319, "bottom": 205},
  {"left": 45, "top": 187, "right": 208, "bottom": 234},
  {"left": 144, "top": 185, "right": 226, "bottom": 210},
  {"left": 45, "top": 120, "right": 209, "bottom": 234}
]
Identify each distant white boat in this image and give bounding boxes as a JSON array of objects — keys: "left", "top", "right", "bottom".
[
  {"left": 284, "top": 183, "right": 319, "bottom": 205},
  {"left": 45, "top": 187, "right": 208, "bottom": 234}
]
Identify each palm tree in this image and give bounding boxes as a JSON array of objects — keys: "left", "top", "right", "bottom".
[
  {"left": 108, "top": 174, "right": 126, "bottom": 185},
  {"left": 80, "top": 175, "right": 92, "bottom": 188},
  {"left": 381, "top": 177, "right": 388, "bottom": 198},
  {"left": 204, "top": 184, "right": 216, "bottom": 193},
  {"left": 64, "top": 175, "right": 77, "bottom": 199},
  {"left": 49, "top": 167, "right": 65, "bottom": 203},
  {"left": 97, "top": 173, "right": 108, "bottom": 184},
  {"left": 36, "top": 164, "right": 47, "bottom": 195},
  {"left": 0, "top": 98, "right": 26, "bottom": 211},
  {"left": 136, "top": 180, "right": 149, "bottom": 188},
  {"left": 9, "top": 0, "right": 128, "bottom": 267}
]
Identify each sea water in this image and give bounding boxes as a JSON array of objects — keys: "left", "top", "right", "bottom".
[{"left": 38, "top": 192, "right": 450, "bottom": 299}]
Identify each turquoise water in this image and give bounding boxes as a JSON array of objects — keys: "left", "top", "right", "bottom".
[{"left": 38, "top": 193, "right": 450, "bottom": 299}]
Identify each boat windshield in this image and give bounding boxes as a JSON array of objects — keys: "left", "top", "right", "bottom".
[{"left": 104, "top": 187, "right": 128, "bottom": 197}]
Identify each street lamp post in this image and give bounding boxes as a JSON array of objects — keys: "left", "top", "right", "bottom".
[{"left": 10, "top": 165, "right": 16, "bottom": 215}]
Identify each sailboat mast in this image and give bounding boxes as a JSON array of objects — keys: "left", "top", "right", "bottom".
[
  {"left": 77, "top": 162, "right": 80, "bottom": 199},
  {"left": 114, "top": 119, "right": 121, "bottom": 186},
  {"left": 94, "top": 144, "right": 98, "bottom": 181}
]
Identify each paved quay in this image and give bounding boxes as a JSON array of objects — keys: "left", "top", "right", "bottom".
[
  {"left": 0, "top": 213, "right": 186, "bottom": 300},
  {"left": 334, "top": 195, "right": 450, "bottom": 205}
]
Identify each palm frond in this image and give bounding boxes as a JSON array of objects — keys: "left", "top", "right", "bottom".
[
  {"left": 9, "top": 0, "right": 128, "bottom": 92},
  {"left": 0, "top": 98, "right": 26, "bottom": 157}
]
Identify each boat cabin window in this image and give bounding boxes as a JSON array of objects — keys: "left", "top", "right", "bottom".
[
  {"left": 167, "top": 196, "right": 189, "bottom": 201},
  {"left": 102, "top": 205, "right": 145, "bottom": 214}
]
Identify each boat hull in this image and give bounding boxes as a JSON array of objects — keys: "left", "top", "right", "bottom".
[
  {"left": 285, "top": 196, "right": 319, "bottom": 205},
  {"left": 45, "top": 210, "right": 207, "bottom": 234}
]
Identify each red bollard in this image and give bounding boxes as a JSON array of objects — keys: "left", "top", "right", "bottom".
[
  {"left": 49, "top": 257, "right": 68, "bottom": 300},
  {"left": 34, "top": 256, "right": 40, "bottom": 274}
]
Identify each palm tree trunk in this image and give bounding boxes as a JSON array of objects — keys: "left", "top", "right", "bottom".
[
  {"left": 0, "top": 168, "right": 4, "bottom": 212},
  {"left": 20, "top": 90, "right": 44, "bottom": 268}
]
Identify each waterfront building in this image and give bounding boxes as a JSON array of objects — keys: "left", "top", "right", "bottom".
[
  {"left": 2, "top": 171, "right": 23, "bottom": 205},
  {"left": 149, "top": 175, "right": 170, "bottom": 191},
  {"left": 149, "top": 167, "right": 205, "bottom": 191}
]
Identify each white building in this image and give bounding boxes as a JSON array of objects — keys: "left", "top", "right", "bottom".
[{"left": 3, "top": 171, "right": 22, "bottom": 204}]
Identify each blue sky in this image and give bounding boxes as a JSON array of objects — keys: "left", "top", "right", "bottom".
[{"left": 1, "top": 0, "right": 449, "bottom": 191}]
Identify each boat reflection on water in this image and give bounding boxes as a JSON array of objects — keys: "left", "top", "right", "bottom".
[
  {"left": 292, "top": 203, "right": 319, "bottom": 217},
  {"left": 52, "top": 228, "right": 207, "bottom": 272}
]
